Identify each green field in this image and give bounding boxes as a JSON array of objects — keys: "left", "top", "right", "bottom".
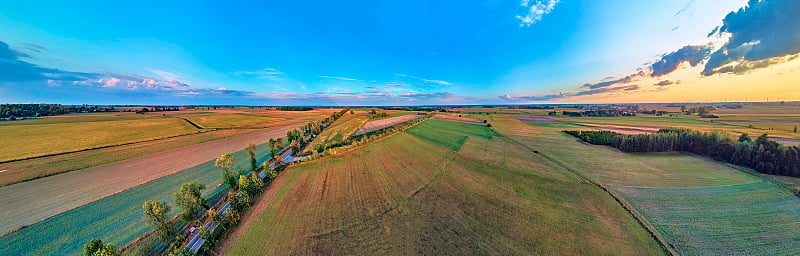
[
  {"left": 182, "top": 113, "right": 283, "bottom": 129},
  {"left": 370, "top": 111, "right": 413, "bottom": 120},
  {"left": 415, "top": 119, "right": 499, "bottom": 139},
  {"left": 303, "top": 114, "right": 368, "bottom": 153},
  {"left": 225, "top": 130, "right": 664, "bottom": 255},
  {"left": 616, "top": 181, "right": 800, "bottom": 255},
  {"left": 494, "top": 113, "right": 800, "bottom": 255},
  {"left": 406, "top": 124, "right": 468, "bottom": 151},
  {"left": 0, "top": 117, "right": 199, "bottom": 162},
  {"left": 0, "top": 142, "right": 275, "bottom": 256}
]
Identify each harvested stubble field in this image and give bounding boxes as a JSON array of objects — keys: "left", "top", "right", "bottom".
[
  {"left": 430, "top": 114, "right": 486, "bottom": 125},
  {"left": 181, "top": 113, "right": 284, "bottom": 129},
  {"left": 0, "top": 116, "right": 199, "bottom": 162},
  {"left": 505, "top": 113, "right": 800, "bottom": 255},
  {"left": 223, "top": 129, "right": 664, "bottom": 255},
  {"left": 353, "top": 114, "right": 422, "bottom": 135},
  {"left": 303, "top": 114, "right": 368, "bottom": 153},
  {"left": 0, "top": 140, "right": 276, "bottom": 256},
  {"left": 0, "top": 123, "right": 299, "bottom": 237},
  {"left": 0, "top": 128, "right": 251, "bottom": 186}
]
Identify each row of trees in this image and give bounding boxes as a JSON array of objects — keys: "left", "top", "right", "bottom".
[
  {"left": 566, "top": 128, "right": 800, "bottom": 177},
  {"left": 86, "top": 109, "right": 352, "bottom": 255},
  {"left": 1, "top": 104, "right": 114, "bottom": 118}
]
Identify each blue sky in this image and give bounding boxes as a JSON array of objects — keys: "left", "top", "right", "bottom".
[{"left": 2, "top": 0, "right": 798, "bottom": 105}]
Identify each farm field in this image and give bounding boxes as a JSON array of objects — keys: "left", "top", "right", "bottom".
[
  {"left": 615, "top": 181, "right": 800, "bottom": 255},
  {"left": 0, "top": 128, "right": 252, "bottom": 186},
  {"left": 0, "top": 116, "right": 199, "bottom": 162},
  {"left": 414, "top": 119, "right": 498, "bottom": 139},
  {"left": 552, "top": 114, "right": 800, "bottom": 142},
  {"left": 0, "top": 123, "right": 300, "bottom": 236},
  {"left": 503, "top": 113, "right": 800, "bottom": 255},
  {"left": 180, "top": 113, "right": 284, "bottom": 129},
  {"left": 430, "top": 114, "right": 486, "bottom": 125},
  {"left": 405, "top": 119, "right": 498, "bottom": 151},
  {"left": 303, "top": 114, "right": 368, "bottom": 153},
  {"left": 353, "top": 114, "right": 422, "bottom": 135},
  {"left": 405, "top": 123, "right": 467, "bottom": 151},
  {"left": 369, "top": 111, "right": 413, "bottom": 120},
  {"left": 0, "top": 140, "right": 276, "bottom": 256},
  {"left": 223, "top": 130, "right": 664, "bottom": 255}
]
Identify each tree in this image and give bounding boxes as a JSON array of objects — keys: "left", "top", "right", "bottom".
[
  {"left": 289, "top": 140, "right": 300, "bottom": 153},
  {"left": 739, "top": 133, "right": 751, "bottom": 142},
  {"left": 215, "top": 153, "right": 236, "bottom": 188},
  {"left": 83, "top": 239, "right": 119, "bottom": 256},
  {"left": 215, "top": 153, "right": 234, "bottom": 172},
  {"left": 350, "top": 110, "right": 355, "bottom": 114},
  {"left": 238, "top": 174, "right": 254, "bottom": 196},
  {"left": 245, "top": 142, "right": 257, "bottom": 171},
  {"left": 795, "top": 125, "right": 798, "bottom": 133},
  {"left": 83, "top": 239, "right": 103, "bottom": 256},
  {"left": 268, "top": 138, "right": 278, "bottom": 159},
  {"left": 142, "top": 200, "right": 175, "bottom": 241},
  {"left": 174, "top": 181, "right": 208, "bottom": 222},
  {"left": 264, "top": 163, "right": 278, "bottom": 184}
]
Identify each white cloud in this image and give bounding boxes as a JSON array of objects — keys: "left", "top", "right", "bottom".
[
  {"left": 515, "top": 0, "right": 560, "bottom": 27},
  {"left": 319, "top": 75, "right": 360, "bottom": 81},
  {"left": 233, "top": 67, "right": 287, "bottom": 81},
  {"left": 395, "top": 73, "right": 453, "bottom": 86}
]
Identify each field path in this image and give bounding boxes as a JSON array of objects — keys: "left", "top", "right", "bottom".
[{"left": 0, "top": 122, "right": 302, "bottom": 236}]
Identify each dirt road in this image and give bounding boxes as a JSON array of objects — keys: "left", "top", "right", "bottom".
[{"left": 0, "top": 123, "right": 301, "bottom": 236}]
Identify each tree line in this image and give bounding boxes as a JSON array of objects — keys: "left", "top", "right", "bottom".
[
  {"left": 565, "top": 128, "right": 800, "bottom": 177},
  {"left": 0, "top": 104, "right": 114, "bottom": 119}
]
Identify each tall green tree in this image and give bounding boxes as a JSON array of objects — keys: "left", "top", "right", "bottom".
[
  {"left": 142, "top": 200, "right": 175, "bottom": 241},
  {"left": 268, "top": 138, "right": 277, "bottom": 159},
  {"left": 245, "top": 142, "right": 257, "bottom": 171},
  {"left": 215, "top": 153, "right": 237, "bottom": 188},
  {"left": 174, "top": 181, "right": 208, "bottom": 222},
  {"left": 83, "top": 238, "right": 119, "bottom": 256}
]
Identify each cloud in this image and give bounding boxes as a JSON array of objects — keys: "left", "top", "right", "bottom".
[
  {"left": 654, "top": 80, "right": 675, "bottom": 86},
  {"left": 708, "top": 54, "right": 798, "bottom": 75},
  {"left": 499, "top": 93, "right": 564, "bottom": 101},
  {"left": 0, "top": 40, "right": 99, "bottom": 82},
  {"left": 583, "top": 74, "right": 635, "bottom": 89},
  {"left": 651, "top": 44, "right": 713, "bottom": 77},
  {"left": 574, "top": 84, "right": 639, "bottom": 96},
  {"left": 516, "top": 0, "right": 560, "bottom": 27},
  {"left": 319, "top": 75, "right": 360, "bottom": 81},
  {"left": 703, "top": 0, "right": 800, "bottom": 75},
  {"left": 395, "top": 74, "right": 453, "bottom": 86},
  {"left": 501, "top": 83, "right": 641, "bottom": 102},
  {"left": 233, "top": 67, "right": 287, "bottom": 81},
  {"left": 674, "top": 0, "right": 695, "bottom": 16},
  {"left": 20, "top": 43, "right": 47, "bottom": 53}
]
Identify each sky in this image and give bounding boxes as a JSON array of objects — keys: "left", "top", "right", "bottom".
[{"left": 0, "top": 0, "right": 798, "bottom": 105}]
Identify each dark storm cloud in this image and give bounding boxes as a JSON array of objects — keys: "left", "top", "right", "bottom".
[
  {"left": 654, "top": 80, "right": 675, "bottom": 86},
  {"left": 583, "top": 76, "right": 633, "bottom": 89},
  {"left": 703, "top": 0, "right": 800, "bottom": 75},
  {"left": 651, "top": 44, "right": 713, "bottom": 77},
  {"left": 0, "top": 40, "right": 99, "bottom": 82},
  {"left": 574, "top": 85, "right": 639, "bottom": 96}
]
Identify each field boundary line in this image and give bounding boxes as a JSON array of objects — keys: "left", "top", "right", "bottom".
[
  {"left": 178, "top": 117, "right": 204, "bottom": 129},
  {"left": 500, "top": 132, "right": 678, "bottom": 256}
]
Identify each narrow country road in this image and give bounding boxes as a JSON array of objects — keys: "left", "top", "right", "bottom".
[{"left": 0, "top": 123, "right": 302, "bottom": 236}]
